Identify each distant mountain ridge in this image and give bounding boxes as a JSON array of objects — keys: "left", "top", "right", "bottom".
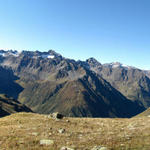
[
  {"left": 85, "top": 58, "right": 150, "bottom": 109},
  {"left": 0, "top": 49, "right": 148, "bottom": 117}
]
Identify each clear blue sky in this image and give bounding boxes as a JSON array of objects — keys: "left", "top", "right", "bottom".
[{"left": 0, "top": 0, "right": 150, "bottom": 69}]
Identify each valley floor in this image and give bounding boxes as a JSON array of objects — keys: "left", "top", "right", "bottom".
[{"left": 0, "top": 113, "right": 150, "bottom": 150}]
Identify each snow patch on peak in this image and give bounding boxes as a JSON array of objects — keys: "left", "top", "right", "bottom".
[
  {"left": 108, "top": 62, "right": 121, "bottom": 68},
  {"left": 9, "top": 51, "right": 20, "bottom": 57},
  {"left": 122, "top": 64, "right": 130, "bottom": 68},
  {"left": 0, "top": 50, "right": 20, "bottom": 57},
  {"left": 41, "top": 54, "right": 55, "bottom": 59},
  {"left": 47, "top": 55, "right": 55, "bottom": 59},
  {"left": 0, "top": 53, "right": 5, "bottom": 57},
  {"left": 104, "top": 62, "right": 133, "bottom": 69}
]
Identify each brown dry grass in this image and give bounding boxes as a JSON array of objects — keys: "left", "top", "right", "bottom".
[{"left": 0, "top": 113, "right": 150, "bottom": 150}]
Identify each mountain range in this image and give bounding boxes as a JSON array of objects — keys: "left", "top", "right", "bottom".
[
  {"left": 85, "top": 58, "right": 150, "bottom": 108},
  {"left": 0, "top": 49, "right": 149, "bottom": 117}
]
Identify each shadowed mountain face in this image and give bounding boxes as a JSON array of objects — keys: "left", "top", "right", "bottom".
[
  {"left": 144, "top": 70, "right": 150, "bottom": 78},
  {"left": 86, "top": 59, "right": 150, "bottom": 108},
  {"left": 18, "top": 69, "right": 144, "bottom": 117},
  {"left": 0, "top": 94, "right": 32, "bottom": 117},
  {"left": 0, "top": 67, "right": 23, "bottom": 99},
  {"left": 135, "top": 108, "right": 150, "bottom": 117},
  {"left": 0, "top": 50, "right": 146, "bottom": 117}
]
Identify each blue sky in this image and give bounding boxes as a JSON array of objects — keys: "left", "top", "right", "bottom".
[{"left": 0, "top": 0, "right": 150, "bottom": 69}]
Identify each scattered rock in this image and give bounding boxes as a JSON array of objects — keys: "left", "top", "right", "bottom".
[
  {"left": 49, "top": 127, "right": 53, "bottom": 130},
  {"left": 49, "top": 132, "right": 52, "bottom": 136},
  {"left": 78, "top": 134, "right": 83, "bottom": 139},
  {"left": 91, "top": 146, "right": 108, "bottom": 150},
  {"left": 60, "top": 147, "right": 74, "bottom": 150},
  {"left": 58, "top": 128, "right": 65, "bottom": 134},
  {"left": 120, "top": 144, "right": 125, "bottom": 146},
  {"left": 31, "top": 132, "right": 38, "bottom": 136},
  {"left": 48, "top": 112, "right": 64, "bottom": 119},
  {"left": 18, "top": 140, "right": 24, "bottom": 144},
  {"left": 40, "top": 139, "right": 54, "bottom": 145}
]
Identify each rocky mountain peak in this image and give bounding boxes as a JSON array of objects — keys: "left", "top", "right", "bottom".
[
  {"left": 0, "top": 49, "right": 20, "bottom": 57},
  {"left": 86, "top": 57, "right": 102, "bottom": 68},
  {"left": 86, "top": 57, "right": 101, "bottom": 64},
  {"left": 48, "top": 49, "right": 62, "bottom": 56},
  {"left": 103, "top": 62, "right": 134, "bottom": 70},
  {"left": 21, "top": 50, "right": 63, "bottom": 59},
  {"left": 0, "top": 49, "right": 63, "bottom": 60}
]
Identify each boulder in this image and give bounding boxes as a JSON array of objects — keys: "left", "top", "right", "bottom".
[
  {"left": 91, "top": 146, "right": 108, "bottom": 150},
  {"left": 58, "top": 128, "right": 65, "bottom": 134},
  {"left": 40, "top": 139, "right": 54, "bottom": 145},
  {"left": 60, "top": 147, "right": 74, "bottom": 150},
  {"left": 48, "top": 112, "right": 64, "bottom": 119}
]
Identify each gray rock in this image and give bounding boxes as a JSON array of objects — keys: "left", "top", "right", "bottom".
[
  {"left": 49, "top": 132, "right": 52, "bottom": 136},
  {"left": 31, "top": 132, "right": 38, "bottom": 136},
  {"left": 58, "top": 128, "right": 65, "bottom": 134},
  {"left": 48, "top": 112, "right": 64, "bottom": 119},
  {"left": 40, "top": 139, "right": 54, "bottom": 145},
  {"left": 60, "top": 147, "right": 74, "bottom": 150},
  {"left": 91, "top": 146, "right": 108, "bottom": 150},
  {"left": 18, "top": 140, "right": 24, "bottom": 144}
]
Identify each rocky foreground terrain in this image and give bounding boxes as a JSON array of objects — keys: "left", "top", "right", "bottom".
[{"left": 0, "top": 112, "right": 150, "bottom": 150}]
